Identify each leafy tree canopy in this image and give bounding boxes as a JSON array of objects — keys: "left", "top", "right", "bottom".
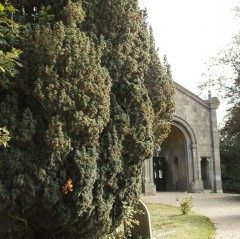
[
  {"left": 200, "top": 3, "right": 240, "bottom": 193},
  {"left": 0, "top": 1, "right": 22, "bottom": 88}
]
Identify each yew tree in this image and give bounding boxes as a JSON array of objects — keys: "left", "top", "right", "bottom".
[
  {"left": 0, "top": 2, "right": 112, "bottom": 238},
  {"left": 82, "top": 0, "right": 155, "bottom": 234},
  {"left": 0, "top": 0, "right": 175, "bottom": 238},
  {"left": 144, "top": 26, "right": 175, "bottom": 146}
]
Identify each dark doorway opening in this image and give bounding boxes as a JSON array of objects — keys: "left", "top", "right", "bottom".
[
  {"left": 153, "top": 156, "right": 166, "bottom": 191},
  {"left": 201, "top": 158, "right": 211, "bottom": 189},
  {"left": 173, "top": 156, "right": 179, "bottom": 191}
]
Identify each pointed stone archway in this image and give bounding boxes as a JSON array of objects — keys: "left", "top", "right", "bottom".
[
  {"left": 161, "top": 123, "right": 191, "bottom": 191},
  {"left": 160, "top": 118, "right": 201, "bottom": 192},
  {"left": 142, "top": 82, "right": 223, "bottom": 194}
]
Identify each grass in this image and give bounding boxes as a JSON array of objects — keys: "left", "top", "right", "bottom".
[{"left": 143, "top": 201, "right": 216, "bottom": 239}]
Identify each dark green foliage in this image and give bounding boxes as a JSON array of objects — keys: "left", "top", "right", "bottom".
[
  {"left": 222, "top": 180, "right": 240, "bottom": 193},
  {"left": 0, "top": 2, "right": 111, "bottom": 238},
  {"left": 220, "top": 104, "right": 240, "bottom": 193},
  {"left": 144, "top": 26, "right": 175, "bottom": 146},
  {"left": 10, "top": 0, "right": 67, "bottom": 23},
  {"left": 0, "top": 0, "right": 175, "bottom": 238},
  {"left": 81, "top": 0, "right": 155, "bottom": 235}
]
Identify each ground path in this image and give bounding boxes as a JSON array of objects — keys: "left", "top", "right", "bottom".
[{"left": 142, "top": 192, "right": 240, "bottom": 239}]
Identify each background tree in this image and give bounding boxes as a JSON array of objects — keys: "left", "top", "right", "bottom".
[
  {"left": 219, "top": 104, "right": 240, "bottom": 193},
  {"left": 200, "top": 3, "right": 240, "bottom": 193},
  {"left": 0, "top": 0, "right": 175, "bottom": 238}
]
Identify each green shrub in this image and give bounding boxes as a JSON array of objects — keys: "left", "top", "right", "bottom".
[{"left": 179, "top": 192, "right": 193, "bottom": 215}]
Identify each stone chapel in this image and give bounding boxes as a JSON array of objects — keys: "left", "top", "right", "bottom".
[{"left": 143, "top": 82, "right": 223, "bottom": 194}]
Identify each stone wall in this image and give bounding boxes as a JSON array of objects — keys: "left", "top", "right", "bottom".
[{"left": 143, "top": 82, "right": 223, "bottom": 194}]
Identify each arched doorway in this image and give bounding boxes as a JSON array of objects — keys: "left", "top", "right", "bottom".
[{"left": 158, "top": 123, "right": 193, "bottom": 191}]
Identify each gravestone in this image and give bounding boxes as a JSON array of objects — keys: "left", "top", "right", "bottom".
[{"left": 131, "top": 200, "right": 152, "bottom": 239}]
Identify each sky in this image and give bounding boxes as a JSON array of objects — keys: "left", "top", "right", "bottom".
[{"left": 138, "top": 0, "right": 240, "bottom": 122}]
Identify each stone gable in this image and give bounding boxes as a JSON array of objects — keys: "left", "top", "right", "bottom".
[{"left": 143, "top": 82, "right": 222, "bottom": 194}]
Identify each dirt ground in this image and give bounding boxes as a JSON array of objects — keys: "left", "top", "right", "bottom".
[{"left": 142, "top": 191, "right": 240, "bottom": 239}]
